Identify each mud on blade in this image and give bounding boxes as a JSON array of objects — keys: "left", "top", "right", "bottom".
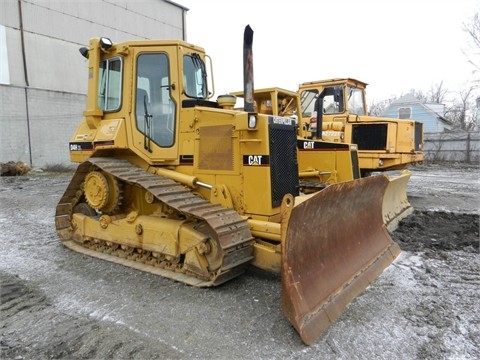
[{"left": 281, "top": 175, "right": 401, "bottom": 345}]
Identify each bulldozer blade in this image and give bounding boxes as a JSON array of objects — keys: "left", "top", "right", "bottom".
[
  {"left": 280, "top": 175, "right": 401, "bottom": 345},
  {"left": 382, "top": 170, "right": 413, "bottom": 232}
]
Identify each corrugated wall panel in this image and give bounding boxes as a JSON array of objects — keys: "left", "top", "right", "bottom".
[
  {"left": 21, "top": 0, "right": 183, "bottom": 45},
  {"left": 0, "top": 0, "right": 20, "bottom": 29},
  {"left": 123, "top": 0, "right": 185, "bottom": 38},
  {"left": 5, "top": 28, "right": 25, "bottom": 86},
  {"left": 21, "top": 1, "right": 111, "bottom": 45},
  {"left": 19, "top": 0, "right": 185, "bottom": 92},
  {"left": 24, "top": 32, "right": 88, "bottom": 93}
]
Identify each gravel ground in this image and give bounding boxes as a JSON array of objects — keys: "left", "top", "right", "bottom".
[{"left": 1, "top": 162, "right": 479, "bottom": 360}]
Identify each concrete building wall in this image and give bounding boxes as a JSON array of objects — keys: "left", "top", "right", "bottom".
[
  {"left": 0, "top": 0, "right": 187, "bottom": 168},
  {"left": 0, "top": 85, "right": 85, "bottom": 165},
  {"left": 28, "top": 89, "right": 86, "bottom": 166},
  {"left": 0, "top": 85, "right": 30, "bottom": 162}
]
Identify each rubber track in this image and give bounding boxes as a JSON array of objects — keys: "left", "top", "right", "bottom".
[{"left": 55, "top": 158, "right": 255, "bottom": 287}]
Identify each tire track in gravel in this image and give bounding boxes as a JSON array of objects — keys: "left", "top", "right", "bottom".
[{"left": 1, "top": 272, "right": 184, "bottom": 360}]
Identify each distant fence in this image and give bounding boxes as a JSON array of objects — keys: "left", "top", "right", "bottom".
[{"left": 423, "top": 131, "right": 480, "bottom": 163}]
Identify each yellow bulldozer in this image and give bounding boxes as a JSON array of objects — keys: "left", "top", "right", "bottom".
[
  {"left": 297, "top": 79, "right": 424, "bottom": 230},
  {"left": 55, "top": 26, "right": 401, "bottom": 345},
  {"left": 298, "top": 78, "right": 424, "bottom": 175},
  {"left": 231, "top": 86, "right": 416, "bottom": 230}
]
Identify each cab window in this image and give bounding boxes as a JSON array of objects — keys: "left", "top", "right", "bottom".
[
  {"left": 300, "top": 89, "right": 319, "bottom": 117},
  {"left": 183, "top": 54, "right": 207, "bottom": 99},
  {"left": 322, "top": 86, "right": 344, "bottom": 114},
  {"left": 98, "top": 57, "right": 122, "bottom": 111},
  {"left": 135, "top": 53, "right": 176, "bottom": 147},
  {"left": 348, "top": 87, "right": 366, "bottom": 115}
]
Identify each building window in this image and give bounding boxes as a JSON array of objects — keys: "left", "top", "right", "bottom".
[{"left": 398, "top": 107, "right": 411, "bottom": 119}]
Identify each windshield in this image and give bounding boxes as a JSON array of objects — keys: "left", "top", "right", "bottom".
[{"left": 183, "top": 54, "right": 208, "bottom": 99}]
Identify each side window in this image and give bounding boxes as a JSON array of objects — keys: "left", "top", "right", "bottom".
[
  {"left": 323, "top": 91, "right": 337, "bottom": 114},
  {"left": 300, "top": 89, "right": 319, "bottom": 118},
  {"left": 98, "top": 57, "right": 122, "bottom": 111},
  {"left": 323, "top": 86, "right": 344, "bottom": 114},
  {"left": 348, "top": 87, "right": 366, "bottom": 115},
  {"left": 136, "top": 53, "right": 176, "bottom": 147},
  {"left": 183, "top": 54, "right": 207, "bottom": 99}
]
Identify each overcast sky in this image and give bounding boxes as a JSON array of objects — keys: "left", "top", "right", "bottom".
[{"left": 181, "top": 0, "right": 479, "bottom": 104}]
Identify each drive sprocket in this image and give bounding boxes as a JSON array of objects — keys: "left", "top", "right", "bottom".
[{"left": 83, "top": 170, "right": 121, "bottom": 213}]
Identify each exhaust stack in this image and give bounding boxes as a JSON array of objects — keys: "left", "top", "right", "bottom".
[{"left": 243, "top": 25, "right": 254, "bottom": 112}]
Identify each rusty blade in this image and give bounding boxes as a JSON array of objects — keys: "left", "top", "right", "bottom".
[{"left": 281, "top": 175, "right": 401, "bottom": 345}]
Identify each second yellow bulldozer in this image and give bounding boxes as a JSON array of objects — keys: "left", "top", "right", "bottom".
[
  {"left": 55, "top": 26, "right": 401, "bottom": 345},
  {"left": 298, "top": 78, "right": 424, "bottom": 174}
]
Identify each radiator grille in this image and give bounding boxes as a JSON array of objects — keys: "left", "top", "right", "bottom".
[
  {"left": 352, "top": 124, "right": 388, "bottom": 150},
  {"left": 269, "top": 123, "right": 299, "bottom": 207}
]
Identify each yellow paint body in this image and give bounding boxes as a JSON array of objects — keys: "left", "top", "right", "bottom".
[
  {"left": 297, "top": 78, "right": 424, "bottom": 173},
  {"left": 55, "top": 36, "right": 402, "bottom": 345}
]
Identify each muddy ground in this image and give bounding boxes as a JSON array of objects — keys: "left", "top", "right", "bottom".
[{"left": 1, "top": 162, "right": 479, "bottom": 360}]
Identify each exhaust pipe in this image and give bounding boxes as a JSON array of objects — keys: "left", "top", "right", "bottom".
[{"left": 243, "top": 25, "right": 254, "bottom": 112}]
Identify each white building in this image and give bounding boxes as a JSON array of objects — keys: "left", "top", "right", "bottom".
[{"left": 0, "top": 0, "right": 187, "bottom": 167}]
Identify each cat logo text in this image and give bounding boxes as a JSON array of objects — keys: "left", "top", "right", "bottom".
[{"left": 243, "top": 155, "right": 270, "bottom": 166}]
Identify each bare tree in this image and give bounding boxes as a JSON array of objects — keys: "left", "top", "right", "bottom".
[
  {"left": 368, "top": 98, "right": 394, "bottom": 116},
  {"left": 427, "top": 81, "right": 449, "bottom": 104},
  {"left": 409, "top": 83, "right": 448, "bottom": 104},
  {"left": 463, "top": 11, "right": 480, "bottom": 80},
  {"left": 445, "top": 86, "right": 477, "bottom": 131},
  {"left": 413, "top": 89, "right": 428, "bottom": 103}
]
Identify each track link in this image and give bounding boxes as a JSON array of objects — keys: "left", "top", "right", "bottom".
[{"left": 55, "top": 158, "right": 254, "bottom": 286}]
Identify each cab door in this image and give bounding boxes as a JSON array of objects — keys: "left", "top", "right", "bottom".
[{"left": 131, "top": 47, "right": 179, "bottom": 161}]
